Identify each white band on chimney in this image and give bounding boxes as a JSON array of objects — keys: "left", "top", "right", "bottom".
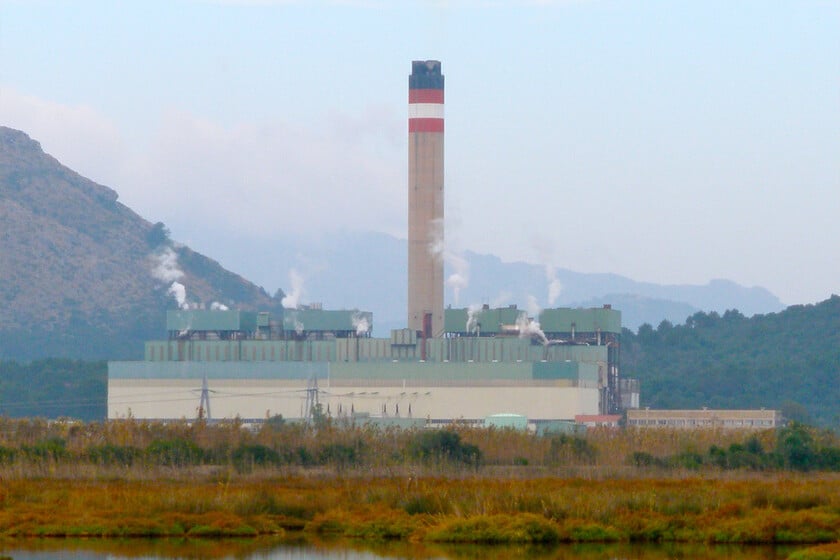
[{"left": 408, "top": 103, "right": 444, "bottom": 119}]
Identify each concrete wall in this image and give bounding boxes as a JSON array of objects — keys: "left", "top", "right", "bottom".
[{"left": 108, "top": 377, "right": 599, "bottom": 423}]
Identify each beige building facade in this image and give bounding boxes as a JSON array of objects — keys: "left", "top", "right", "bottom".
[{"left": 626, "top": 408, "right": 783, "bottom": 429}]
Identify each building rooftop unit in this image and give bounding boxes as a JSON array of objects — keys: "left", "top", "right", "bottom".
[
  {"left": 164, "top": 307, "right": 372, "bottom": 340},
  {"left": 444, "top": 305, "right": 621, "bottom": 338}
]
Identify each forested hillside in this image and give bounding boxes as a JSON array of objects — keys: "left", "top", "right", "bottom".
[
  {"left": 0, "top": 127, "right": 283, "bottom": 360},
  {"left": 622, "top": 295, "right": 840, "bottom": 428}
]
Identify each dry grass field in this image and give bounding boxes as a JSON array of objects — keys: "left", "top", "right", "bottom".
[{"left": 0, "top": 417, "right": 837, "bottom": 553}]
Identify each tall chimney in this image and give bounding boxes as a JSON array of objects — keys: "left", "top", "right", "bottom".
[{"left": 407, "top": 60, "right": 444, "bottom": 337}]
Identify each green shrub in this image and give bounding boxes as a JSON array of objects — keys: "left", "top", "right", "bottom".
[
  {"left": 407, "top": 430, "right": 482, "bottom": 467},
  {"left": 231, "top": 443, "right": 280, "bottom": 472},
  {"left": 86, "top": 444, "right": 141, "bottom": 467},
  {"left": 546, "top": 434, "right": 597, "bottom": 466},
  {"left": 146, "top": 438, "right": 203, "bottom": 466},
  {"left": 317, "top": 442, "right": 361, "bottom": 469},
  {"left": 23, "top": 437, "right": 68, "bottom": 462},
  {"left": 0, "top": 445, "right": 16, "bottom": 463}
]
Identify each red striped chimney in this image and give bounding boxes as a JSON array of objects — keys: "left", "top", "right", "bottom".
[{"left": 407, "top": 60, "right": 444, "bottom": 337}]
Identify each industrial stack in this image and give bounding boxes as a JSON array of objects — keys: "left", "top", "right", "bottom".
[
  {"left": 107, "top": 61, "right": 628, "bottom": 428},
  {"left": 407, "top": 60, "right": 445, "bottom": 337}
]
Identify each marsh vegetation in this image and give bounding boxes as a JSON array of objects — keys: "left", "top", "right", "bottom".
[{"left": 0, "top": 417, "right": 837, "bottom": 554}]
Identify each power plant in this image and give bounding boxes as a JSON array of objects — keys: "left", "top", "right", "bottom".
[{"left": 108, "top": 61, "right": 632, "bottom": 428}]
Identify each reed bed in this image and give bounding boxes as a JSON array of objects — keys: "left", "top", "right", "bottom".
[
  {"left": 0, "top": 417, "right": 837, "bottom": 551},
  {"left": 0, "top": 475, "right": 838, "bottom": 546}
]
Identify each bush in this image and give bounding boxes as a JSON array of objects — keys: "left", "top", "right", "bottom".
[
  {"left": 407, "top": 430, "right": 482, "bottom": 467},
  {"left": 628, "top": 451, "right": 661, "bottom": 468},
  {"left": 23, "top": 437, "right": 69, "bottom": 462},
  {"left": 231, "top": 444, "right": 281, "bottom": 472},
  {"left": 146, "top": 438, "right": 203, "bottom": 467},
  {"left": 666, "top": 451, "right": 704, "bottom": 470},
  {"left": 317, "top": 443, "right": 361, "bottom": 470},
  {"left": 546, "top": 435, "right": 597, "bottom": 466},
  {"left": 777, "top": 422, "right": 820, "bottom": 472},
  {"left": 0, "top": 445, "right": 16, "bottom": 463},
  {"left": 86, "top": 444, "right": 141, "bottom": 467}
]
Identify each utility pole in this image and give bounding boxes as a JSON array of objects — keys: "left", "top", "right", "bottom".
[{"left": 198, "top": 373, "right": 212, "bottom": 421}]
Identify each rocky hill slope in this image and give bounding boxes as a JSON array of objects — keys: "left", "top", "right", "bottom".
[{"left": 0, "top": 127, "right": 282, "bottom": 360}]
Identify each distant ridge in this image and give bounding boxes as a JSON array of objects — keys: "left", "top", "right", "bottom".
[
  {"left": 190, "top": 230, "right": 785, "bottom": 333},
  {"left": 0, "top": 126, "right": 283, "bottom": 360}
]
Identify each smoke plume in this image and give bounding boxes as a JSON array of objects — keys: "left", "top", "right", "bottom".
[
  {"left": 517, "top": 296, "right": 548, "bottom": 345},
  {"left": 152, "top": 247, "right": 183, "bottom": 283},
  {"left": 167, "top": 281, "right": 189, "bottom": 310},
  {"left": 281, "top": 269, "right": 304, "bottom": 309},
  {"left": 427, "top": 218, "right": 471, "bottom": 305},
  {"left": 210, "top": 302, "right": 229, "bottom": 311},
  {"left": 446, "top": 253, "right": 470, "bottom": 306},
  {"left": 352, "top": 312, "right": 371, "bottom": 336},
  {"left": 152, "top": 247, "right": 192, "bottom": 309},
  {"left": 466, "top": 303, "right": 482, "bottom": 334}
]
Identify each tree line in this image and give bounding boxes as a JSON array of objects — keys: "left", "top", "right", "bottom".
[{"left": 621, "top": 295, "right": 840, "bottom": 428}]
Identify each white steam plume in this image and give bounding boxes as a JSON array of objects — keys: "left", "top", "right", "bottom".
[
  {"left": 526, "top": 294, "right": 541, "bottom": 319},
  {"left": 517, "top": 296, "right": 548, "bottom": 345},
  {"left": 446, "top": 253, "right": 470, "bottom": 306},
  {"left": 427, "top": 218, "right": 445, "bottom": 261},
  {"left": 152, "top": 247, "right": 183, "bottom": 283},
  {"left": 427, "top": 218, "right": 471, "bottom": 305},
  {"left": 167, "top": 281, "right": 189, "bottom": 310},
  {"left": 152, "top": 247, "right": 193, "bottom": 309},
  {"left": 210, "top": 302, "right": 229, "bottom": 311},
  {"left": 352, "top": 312, "right": 371, "bottom": 336},
  {"left": 531, "top": 237, "right": 562, "bottom": 307},
  {"left": 281, "top": 269, "right": 304, "bottom": 309},
  {"left": 466, "top": 303, "right": 482, "bottom": 334}
]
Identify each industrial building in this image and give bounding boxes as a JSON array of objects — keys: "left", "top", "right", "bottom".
[
  {"left": 108, "top": 304, "right": 623, "bottom": 425},
  {"left": 108, "top": 61, "right": 630, "bottom": 427},
  {"left": 626, "top": 409, "right": 783, "bottom": 429}
]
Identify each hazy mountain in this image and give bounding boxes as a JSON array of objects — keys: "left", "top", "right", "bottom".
[
  {"left": 0, "top": 127, "right": 283, "bottom": 360},
  {"left": 193, "top": 230, "right": 785, "bottom": 334},
  {"left": 0, "top": 125, "right": 785, "bottom": 361}
]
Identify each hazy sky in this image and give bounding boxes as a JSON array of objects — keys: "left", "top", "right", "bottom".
[{"left": 1, "top": 1, "right": 838, "bottom": 306}]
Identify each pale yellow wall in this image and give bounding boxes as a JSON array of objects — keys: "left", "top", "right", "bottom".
[{"left": 108, "top": 378, "right": 599, "bottom": 422}]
